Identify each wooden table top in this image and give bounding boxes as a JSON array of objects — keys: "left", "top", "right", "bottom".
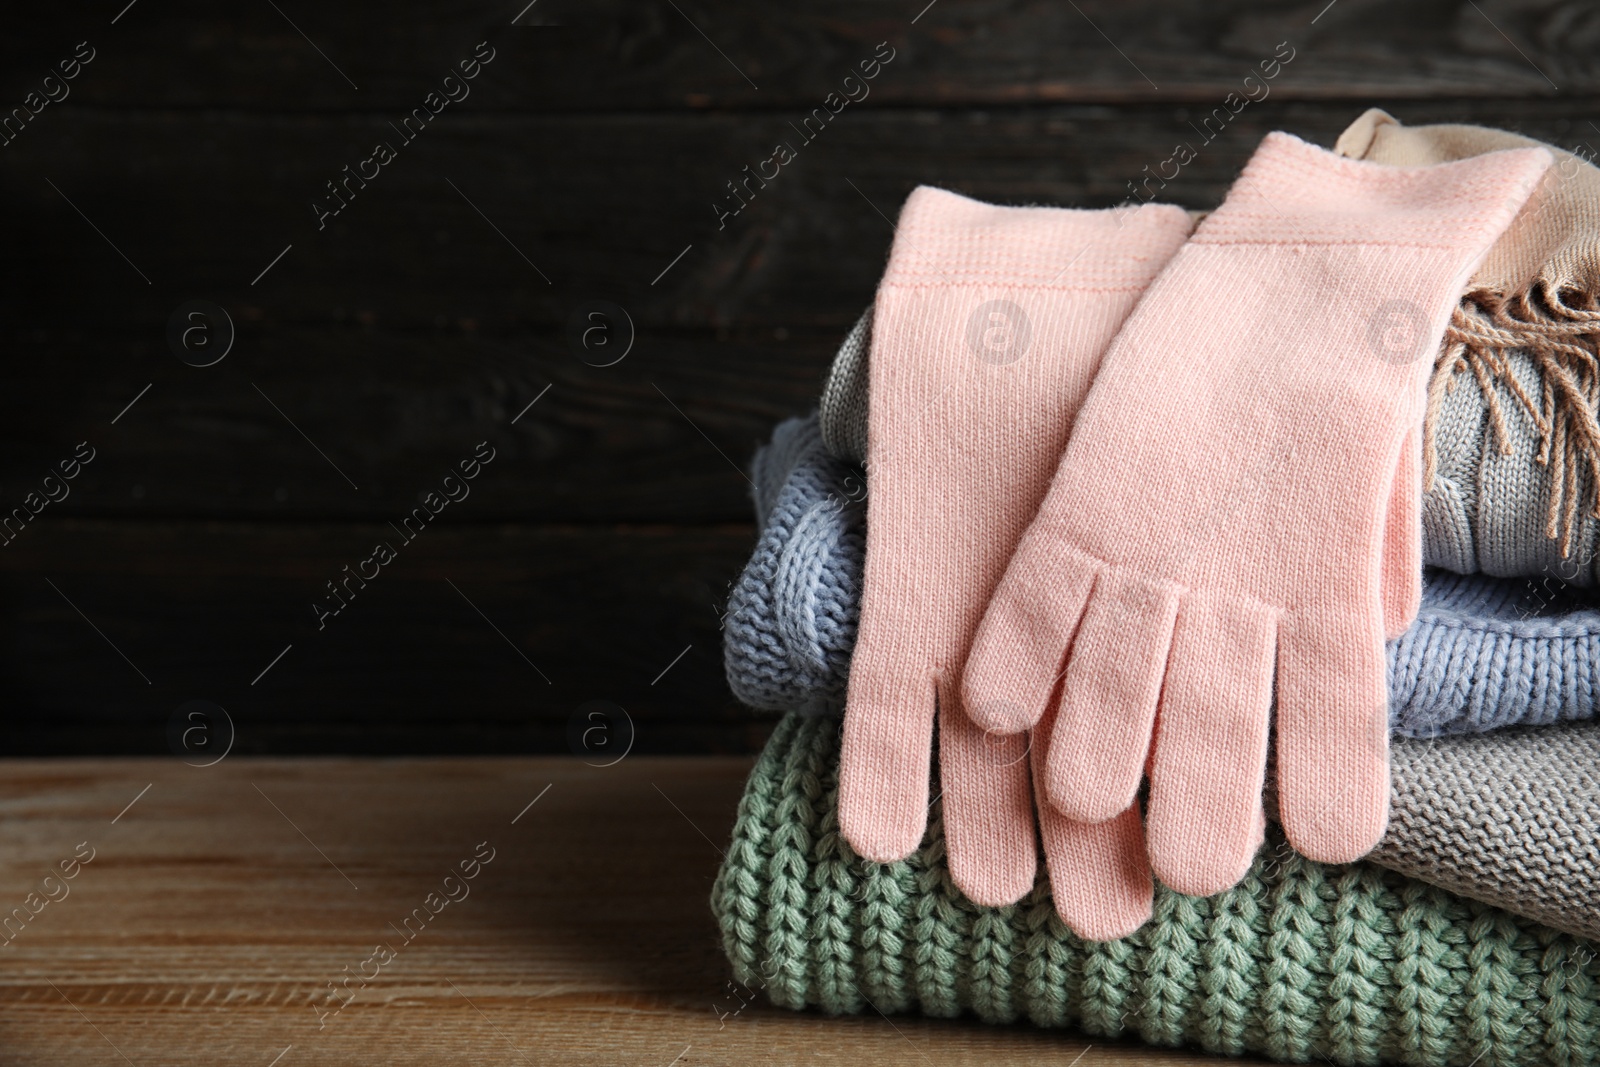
[{"left": 0, "top": 756, "right": 1245, "bottom": 1065}]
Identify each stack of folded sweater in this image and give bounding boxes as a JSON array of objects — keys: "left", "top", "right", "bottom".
[{"left": 712, "top": 110, "right": 1600, "bottom": 1066}]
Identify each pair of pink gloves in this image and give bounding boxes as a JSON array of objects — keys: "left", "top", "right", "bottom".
[{"left": 837, "top": 132, "right": 1551, "bottom": 939}]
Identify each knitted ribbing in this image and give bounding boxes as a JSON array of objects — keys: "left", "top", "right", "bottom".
[
  {"left": 1261, "top": 848, "right": 1327, "bottom": 1062},
  {"left": 804, "top": 715, "right": 861, "bottom": 1015},
  {"left": 1200, "top": 860, "right": 1263, "bottom": 1055},
  {"left": 1020, "top": 890, "right": 1076, "bottom": 1028},
  {"left": 710, "top": 710, "right": 795, "bottom": 996},
  {"left": 908, "top": 810, "right": 962, "bottom": 1017},
  {"left": 817, "top": 307, "right": 872, "bottom": 463},
  {"left": 713, "top": 712, "right": 1600, "bottom": 1067},
  {"left": 1325, "top": 864, "right": 1389, "bottom": 1065},
  {"left": 724, "top": 414, "right": 1600, "bottom": 939},
  {"left": 725, "top": 413, "right": 1600, "bottom": 737},
  {"left": 1389, "top": 569, "right": 1600, "bottom": 736},
  {"left": 766, "top": 714, "right": 827, "bottom": 1009}
]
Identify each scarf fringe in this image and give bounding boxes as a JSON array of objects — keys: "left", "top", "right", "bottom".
[{"left": 1425, "top": 284, "right": 1600, "bottom": 559}]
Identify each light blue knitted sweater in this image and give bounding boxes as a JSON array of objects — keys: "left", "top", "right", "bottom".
[{"left": 725, "top": 413, "right": 1600, "bottom": 738}]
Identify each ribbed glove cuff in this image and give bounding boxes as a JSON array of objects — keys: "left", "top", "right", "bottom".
[
  {"left": 1194, "top": 131, "right": 1551, "bottom": 249},
  {"left": 882, "top": 185, "right": 1192, "bottom": 291}
]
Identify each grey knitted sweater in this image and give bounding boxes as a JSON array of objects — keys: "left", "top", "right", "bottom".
[
  {"left": 822, "top": 307, "right": 1600, "bottom": 584},
  {"left": 726, "top": 410, "right": 1600, "bottom": 941},
  {"left": 1376, "top": 723, "right": 1600, "bottom": 941},
  {"left": 780, "top": 315, "right": 1600, "bottom": 940}
]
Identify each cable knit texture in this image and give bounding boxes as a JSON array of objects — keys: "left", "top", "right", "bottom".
[
  {"left": 711, "top": 713, "right": 1600, "bottom": 1066},
  {"left": 723, "top": 412, "right": 1600, "bottom": 941},
  {"left": 726, "top": 415, "right": 864, "bottom": 718}
]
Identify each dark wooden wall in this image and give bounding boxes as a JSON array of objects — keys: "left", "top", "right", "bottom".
[{"left": 0, "top": 1, "right": 1594, "bottom": 755}]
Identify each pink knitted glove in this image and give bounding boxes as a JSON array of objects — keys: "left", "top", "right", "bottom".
[
  {"left": 837, "top": 169, "right": 1431, "bottom": 940},
  {"left": 952, "top": 426, "right": 1426, "bottom": 941},
  {"left": 836, "top": 186, "right": 1194, "bottom": 924},
  {"left": 1029, "top": 420, "right": 1424, "bottom": 940},
  {"left": 963, "top": 133, "right": 1550, "bottom": 904},
  {"left": 1383, "top": 426, "right": 1423, "bottom": 638}
]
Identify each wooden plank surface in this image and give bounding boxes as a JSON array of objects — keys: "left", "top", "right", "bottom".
[
  {"left": 3, "top": 102, "right": 1597, "bottom": 524},
  {"left": 0, "top": 755, "right": 1252, "bottom": 1065},
  {"left": 4, "top": 0, "right": 1596, "bottom": 112},
  {"left": 7, "top": 101, "right": 1600, "bottom": 337},
  {"left": 0, "top": 519, "right": 769, "bottom": 755},
  {"left": 0, "top": 325, "right": 833, "bottom": 525},
  {"left": 6, "top": 2, "right": 1599, "bottom": 756}
]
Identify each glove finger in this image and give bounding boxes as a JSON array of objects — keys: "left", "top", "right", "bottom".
[
  {"left": 940, "top": 680, "right": 1037, "bottom": 908},
  {"left": 839, "top": 661, "right": 937, "bottom": 863},
  {"left": 961, "top": 535, "right": 1096, "bottom": 735},
  {"left": 1046, "top": 568, "right": 1180, "bottom": 823},
  {"left": 1275, "top": 610, "right": 1391, "bottom": 863},
  {"left": 1033, "top": 698, "right": 1152, "bottom": 941},
  {"left": 1147, "top": 592, "right": 1275, "bottom": 896},
  {"left": 1381, "top": 424, "right": 1422, "bottom": 640}
]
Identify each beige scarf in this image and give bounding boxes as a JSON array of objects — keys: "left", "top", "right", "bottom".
[{"left": 1335, "top": 108, "right": 1600, "bottom": 555}]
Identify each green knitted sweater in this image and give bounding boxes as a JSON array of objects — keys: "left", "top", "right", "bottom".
[{"left": 711, "top": 714, "right": 1600, "bottom": 1066}]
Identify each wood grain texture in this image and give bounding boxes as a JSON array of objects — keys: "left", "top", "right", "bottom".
[
  {"left": 4, "top": 4, "right": 1599, "bottom": 755},
  {"left": 0, "top": 755, "right": 1264, "bottom": 1065},
  {"left": 7, "top": 102, "right": 1600, "bottom": 335},
  {"left": 0, "top": 327, "right": 830, "bottom": 525},
  {"left": 2, "top": 102, "right": 1598, "bottom": 526},
  {"left": 4, "top": 0, "right": 1598, "bottom": 112},
  {"left": 0, "top": 519, "right": 770, "bottom": 756}
]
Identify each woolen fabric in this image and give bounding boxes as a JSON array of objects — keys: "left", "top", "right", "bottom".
[
  {"left": 712, "top": 712, "right": 1600, "bottom": 1065},
  {"left": 723, "top": 412, "right": 1600, "bottom": 941}
]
